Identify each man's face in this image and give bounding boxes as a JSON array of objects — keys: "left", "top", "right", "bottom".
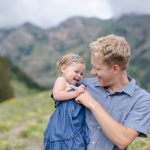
[{"left": 91, "top": 55, "right": 115, "bottom": 87}]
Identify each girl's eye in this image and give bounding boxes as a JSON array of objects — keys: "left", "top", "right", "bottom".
[{"left": 75, "top": 71, "right": 78, "bottom": 73}]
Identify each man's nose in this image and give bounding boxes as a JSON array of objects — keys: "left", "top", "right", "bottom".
[{"left": 90, "top": 68, "right": 96, "bottom": 75}]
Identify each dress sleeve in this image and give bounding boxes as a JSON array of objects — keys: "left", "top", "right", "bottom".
[{"left": 76, "top": 79, "right": 86, "bottom": 87}]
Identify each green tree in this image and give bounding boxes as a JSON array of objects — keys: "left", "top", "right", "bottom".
[{"left": 0, "top": 56, "right": 14, "bottom": 102}]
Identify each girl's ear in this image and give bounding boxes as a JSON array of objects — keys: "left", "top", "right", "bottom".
[{"left": 60, "top": 65, "right": 66, "bottom": 74}]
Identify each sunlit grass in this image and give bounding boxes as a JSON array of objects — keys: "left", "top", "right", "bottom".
[
  {"left": 128, "top": 137, "right": 150, "bottom": 150},
  {"left": 0, "top": 90, "right": 150, "bottom": 150},
  {"left": 0, "top": 91, "right": 54, "bottom": 131},
  {"left": 0, "top": 136, "right": 26, "bottom": 150},
  {"left": 11, "top": 78, "right": 40, "bottom": 97},
  {"left": 0, "top": 90, "right": 54, "bottom": 149}
]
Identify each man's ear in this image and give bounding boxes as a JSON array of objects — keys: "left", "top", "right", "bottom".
[{"left": 113, "top": 64, "right": 120, "bottom": 74}]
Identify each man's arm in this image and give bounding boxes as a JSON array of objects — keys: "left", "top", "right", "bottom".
[{"left": 75, "top": 91, "right": 139, "bottom": 149}]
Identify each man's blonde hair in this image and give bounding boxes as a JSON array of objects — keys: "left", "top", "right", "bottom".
[
  {"left": 57, "top": 53, "right": 85, "bottom": 73},
  {"left": 89, "top": 34, "right": 131, "bottom": 70}
]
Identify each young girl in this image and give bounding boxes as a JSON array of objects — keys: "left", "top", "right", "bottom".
[{"left": 44, "top": 53, "right": 89, "bottom": 150}]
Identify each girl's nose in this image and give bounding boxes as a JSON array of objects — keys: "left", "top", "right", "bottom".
[{"left": 78, "top": 73, "right": 82, "bottom": 79}]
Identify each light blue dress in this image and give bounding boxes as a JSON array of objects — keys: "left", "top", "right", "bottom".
[{"left": 44, "top": 88, "right": 89, "bottom": 150}]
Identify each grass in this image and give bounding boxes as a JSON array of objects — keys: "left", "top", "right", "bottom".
[
  {"left": 11, "top": 78, "right": 40, "bottom": 97},
  {"left": 0, "top": 91, "right": 53, "bottom": 131},
  {"left": 0, "top": 90, "right": 150, "bottom": 150},
  {"left": 0, "top": 90, "right": 54, "bottom": 150},
  {"left": 128, "top": 137, "right": 150, "bottom": 150}
]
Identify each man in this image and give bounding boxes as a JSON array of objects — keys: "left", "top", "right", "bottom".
[{"left": 76, "top": 34, "right": 150, "bottom": 150}]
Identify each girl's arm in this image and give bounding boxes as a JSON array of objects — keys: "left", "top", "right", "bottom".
[{"left": 52, "top": 77, "right": 84, "bottom": 101}]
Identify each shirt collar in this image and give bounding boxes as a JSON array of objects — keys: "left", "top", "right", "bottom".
[
  {"left": 94, "top": 76, "right": 136, "bottom": 97},
  {"left": 122, "top": 77, "right": 136, "bottom": 97}
]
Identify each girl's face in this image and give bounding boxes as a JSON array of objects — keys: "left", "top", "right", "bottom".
[{"left": 61, "top": 63, "right": 85, "bottom": 84}]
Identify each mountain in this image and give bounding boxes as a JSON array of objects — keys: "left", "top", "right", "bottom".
[{"left": 0, "top": 15, "right": 150, "bottom": 91}]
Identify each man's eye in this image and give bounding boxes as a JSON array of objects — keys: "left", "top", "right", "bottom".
[
  {"left": 95, "top": 67, "right": 101, "bottom": 70},
  {"left": 93, "top": 67, "right": 100, "bottom": 71}
]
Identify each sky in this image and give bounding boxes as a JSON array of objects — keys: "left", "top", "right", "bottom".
[{"left": 0, "top": 0, "right": 150, "bottom": 29}]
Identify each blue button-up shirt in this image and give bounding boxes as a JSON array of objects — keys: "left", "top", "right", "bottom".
[{"left": 82, "top": 77, "right": 150, "bottom": 150}]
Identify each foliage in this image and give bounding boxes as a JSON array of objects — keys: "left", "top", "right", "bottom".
[
  {"left": 8, "top": 59, "right": 46, "bottom": 90},
  {"left": 128, "top": 137, "right": 150, "bottom": 150},
  {"left": 0, "top": 91, "right": 53, "bottom": 131},
  {"left": 0, "top": 90, "right": 54, "bottom": 150},
  {"left": 0, "top": 15, "right": 150, "bottom": 91},
  {"left": 0, "top": 90, "right": 150, "bottom": 149},
  {"left": 11, "top": 78, "right": 40, "bottom": 97},
  {"left": 0, "top": 56, "right": 14, "bottom": 102}
]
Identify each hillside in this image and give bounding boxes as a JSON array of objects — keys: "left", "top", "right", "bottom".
[
  {"left": 0, "top": 91, "right": 149, "bottom": 150},
  {"left": 0, "top": 91, "right": 54, "bottom": 150},
  {"left": 0, "top": 15, "right": 150, "bottom": 91}
]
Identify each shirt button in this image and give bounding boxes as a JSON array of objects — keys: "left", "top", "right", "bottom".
[
  {"left": 92, "top": 141, "right": 96, "bottom": 144},
  {"left": 98, "top": 126, "right": 100, "bottom": 129}
]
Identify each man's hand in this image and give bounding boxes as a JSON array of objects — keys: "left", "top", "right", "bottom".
[{"left": 75, "top": 90, "right": 95, "bottom": 109}]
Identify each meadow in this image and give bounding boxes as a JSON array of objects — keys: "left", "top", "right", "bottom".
[
  {"left": 0, "top": 91, "right": 54, "bottom": 150},
  {"left": 0, "top": 91, "right": 149, "bottom": 150}
]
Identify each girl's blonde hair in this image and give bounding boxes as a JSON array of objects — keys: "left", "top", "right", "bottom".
[
  {"left": 89, "top": 34, "right": 131, "bottom": 70},
  {"left": 57, "top": 53, "right": 85, "bottom": 73}
]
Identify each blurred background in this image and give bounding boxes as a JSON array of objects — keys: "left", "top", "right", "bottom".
[{"left": 0, "top": 0, "right": 150, "bottom": 149}]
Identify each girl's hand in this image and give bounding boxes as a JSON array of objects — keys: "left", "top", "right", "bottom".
[
  {"left": 76, "top": 85, "right": 85, "bottom": 95},
  {"left": 70, "top": 84, "right": 85, "bottom": 95}
]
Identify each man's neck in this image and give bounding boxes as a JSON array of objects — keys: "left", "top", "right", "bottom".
[{"left": 108, "top": 71, "right": 129, "bottom": 93}]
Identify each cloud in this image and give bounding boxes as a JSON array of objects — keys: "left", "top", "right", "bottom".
[
  {"left": 107, "top": 0, "right": 150, "bottom": 17},
  {"left": 0, "top": 0, "right": 112, "bottom": 29},
  {"left": 0, "top": 0, "right": 150, "bottom": 29}
]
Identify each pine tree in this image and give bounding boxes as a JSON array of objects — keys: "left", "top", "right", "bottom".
[{"left": 0, "top": 56, "right": 14, "bottom": 102}]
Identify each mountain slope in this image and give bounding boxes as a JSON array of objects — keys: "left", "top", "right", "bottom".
[{"left": 0, "top": 15, "right": 150, "bottom": 91}]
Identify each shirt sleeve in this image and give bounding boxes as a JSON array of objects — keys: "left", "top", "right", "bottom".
[{"left": 123, "top": 95, "right": 150, "bottom": 137}]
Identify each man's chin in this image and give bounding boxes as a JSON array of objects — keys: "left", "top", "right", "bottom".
[{"left": 98, "top": 80, "right": 105, "bottom": 87}]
